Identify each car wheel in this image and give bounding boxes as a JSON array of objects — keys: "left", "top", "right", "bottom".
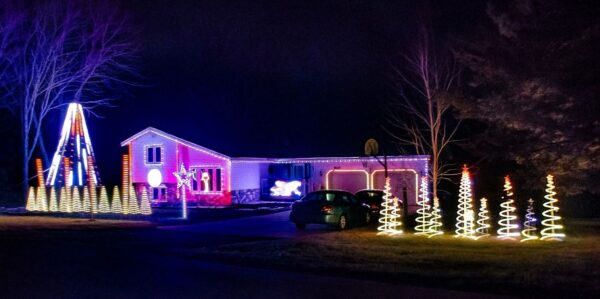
[
  {"left": 365, "top": 212, "right": 371, "bottom": 225},
  {"left": 337, "top": 215, "right": 347, "bottom": 230},
  {"left": 295, "top": 223, "right": 306, "bottom": 230}
]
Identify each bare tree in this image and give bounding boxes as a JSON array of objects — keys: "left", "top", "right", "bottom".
[
  {"left": 0, "top": 1, "right": 138, "bottom": 194},
  {"left": 387, "top": 24, "right": 461, "bottom": 200}
]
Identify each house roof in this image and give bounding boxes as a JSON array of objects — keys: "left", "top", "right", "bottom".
[{"left": 120, "top": 127, "right": 230, "bottom": 160}]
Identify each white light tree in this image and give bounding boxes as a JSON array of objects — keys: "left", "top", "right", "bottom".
[{"left": 0, "top": 1, "right": 138, "bottom": 197}]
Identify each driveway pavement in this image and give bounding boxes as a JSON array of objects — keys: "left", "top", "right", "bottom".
[{"left": 159, "top": 210, "right": 336, "bottom": 238}]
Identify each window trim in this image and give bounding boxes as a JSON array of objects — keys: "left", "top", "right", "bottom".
[
  {"left": 144, "top": 144, "right": 164, "bottom": 165},
  {"left": 190, "top": 165, "right": 224, "bottom": 195}
]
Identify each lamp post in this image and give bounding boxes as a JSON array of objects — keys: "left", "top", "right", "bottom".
[{"left": 173, "top": 163, "right": 196, "bottom": 219}]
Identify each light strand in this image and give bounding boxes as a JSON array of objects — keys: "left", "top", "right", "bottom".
[
  {"left": 497, "top": 176, "right": 520, "bottom": 240},
  {"left": 521, "top": 198, "right": 539, "bottom": 242},
  {"left": 455, "top": 165, "right": 476, "bottom": 239},
  {"left": 540, "top": 175, "right": 565, "bottom": 241},
  {"left": 415, "top": 176, "right": 432, "bottom": 236},
  {"left": 476, "top": 197, "right": 490, "bottom": 238}
]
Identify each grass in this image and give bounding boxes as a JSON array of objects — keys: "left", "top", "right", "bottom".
[
  {"left": 189, "top": 218, "right": 600, "bottom": 297},
  {"left": 0, "top": 215, "right": 153, "bottom": 230}
]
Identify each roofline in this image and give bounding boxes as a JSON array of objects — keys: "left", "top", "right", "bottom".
[
  {"left": 231, "top": 156, "right": 429, "bottom": 163},
  {"left": 120, "top": 127, "right": 230, "bottom": 160}
]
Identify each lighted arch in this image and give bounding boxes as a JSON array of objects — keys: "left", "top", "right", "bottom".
[{"left": 325, "top": 169, "right": 370, "bottom": 190}]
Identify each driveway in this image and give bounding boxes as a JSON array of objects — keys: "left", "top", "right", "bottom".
[{"left": 159, "top": 210, "right": 336, "bottom": 238}]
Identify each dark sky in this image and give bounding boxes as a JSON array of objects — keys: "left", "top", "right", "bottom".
[{"left": 68, "top": 0, "right": 481, "bottom": 185}]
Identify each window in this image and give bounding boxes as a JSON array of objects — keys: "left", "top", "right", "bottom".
[
  {"left": 145, "top": 145, "right": 163, "bottom": 164},
  {"left": 151, "top": 186, "right": 167, "bottom": 201},
  {"left": 191, "top": 167, "right": 223, "bottom": 193}
]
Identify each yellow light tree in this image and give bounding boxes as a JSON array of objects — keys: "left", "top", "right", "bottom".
[
  {"left": 455, "top": 165, "right": 476, "bottom": 239},
  {"left": 91, "top": 188, "right": 98, "bottom": 214},
  {"left": 540, "top": 175, "right": 565, "bottom": 241},
  {"left": 497, "top": 176, "right": 520, "bottom": 240},
  {"left": 48, "top": 187, "right": 58, "bottom": 212},
  {"left": 140, "top": 187, "right": 153, "bottom": 215},
  {"left": 111, "top": 186, "right": 122, "bottom": 214},
  {"left": 82, "top": 187, "right": 91, "bottom": 212},
  {"left": 128, "top": 186, "right": 141, "bottom": 214},
  {"left": 521, "top": 198, "right": 539, "bottom": 242},
  {"left": 476, "top": 197, "right": 491, "bottom": 238},
  {"left": 428, "top": 197, "right": 443, "bottom": 238},
  {"left": 59, "top": 187, "right": 71, "bottom": 213},
  {"left": 98, "top": 186, "right": 110, "bottom": 213},
  {"left": 26, "top": 187, "right": 36, "bottom": 211},
  {"left": 377, "top": 177, "right": 400, "bottom": 235},
  {"left": 36, "top": 186, "right": 48, "bottom": 212},
  {"left": 71, "top": 188, "right": 82, "bottom": 212},
  {"left": 415, "top": 176, "right": 432, "bottom": 236}
]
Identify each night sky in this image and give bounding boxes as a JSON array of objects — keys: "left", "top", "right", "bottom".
[{"left": 44, "top": 1, "right": 480, "bottom": 186}]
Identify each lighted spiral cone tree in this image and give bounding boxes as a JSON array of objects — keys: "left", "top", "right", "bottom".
[
  {"left": 497, "top": 176, "right": 520, "bottom": 240},
  {"left": 428, "top": 197, "right": 443, "bottom": 238},
  {"left": 377, "top": 177, "right": 402, "bottom": 235},
  {"left": 476, "top": 197, "right": 491, "bottom": 238},
  {"left": 455, "top": 165, "right": 476, "bottom": 239},
  {"left": 111, "top": 186, "right": 122, "bottom": 214},
  {"left": 521, "top": 198, "right": 539, "bottom": 242},
  {"left": 540, "top": 175, "right": 565, "bottom": 241},
  {"left": 415, "top": 176, "right": 432, "bottom": 236}
]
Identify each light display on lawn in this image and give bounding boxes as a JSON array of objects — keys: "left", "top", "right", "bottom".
[
  {"left": 540, "top": 175, "right": 565, "bottom": 241},
  {"left": 98, "top": 186, "right": 110, "bottom": 213},
  {"left": 35, "top": 158, "right": 48, "bottom": 211},
  {"left": 455, "top": 165, "right": 476, "bottom": 239},
  {"left": 82, "top": 187, "right": 91, "bottom": 212},
  {"left": 377, "top": 177, "right": 402, "bottom": 235},
  {"left": 59, "top": 187, "right": 70, "bottom": 212},
  {"left": 521, "top": 198, "right": 539, "bottom": 242},
  {"left": 128, "top": 186, "right": 141, "bottom": 215},
  {"left": 71, "top": 188, "right": 82, "bottom": 212},
  {"left": 476, "top": 197, "right": 490, "bottom": 237},
  {"left": 173, "top": 163, "right": 196, "bottom": 219},
  {"left": 49, "top": 188, "right": 58, "bottom": 212},
  {"left": 122, "top": 154, "right": 130, "bottom": 214},
  {"left": 46, "top": 102, "right": 101, "bottom": 187},
  {"left": 26, "top": 187, "right": 36, "bottom": 211},
  {"left": 428, "top": 196, "right": 443, "bottom": 238},
  {"left": 415, "top": 176, "right": 432, "bottom": 236},
  {"left": 497, "top": 176, "right": 520, "bottom": 240},
  {"left": 111, "top": 186, "right": 122, "bottom": 214},
  {"left": 140, "top": 187, "right": 152, "bottom": 215}
]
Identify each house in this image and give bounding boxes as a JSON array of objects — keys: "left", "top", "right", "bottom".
[{"left": 121, "top": 127, "right": 429, "bottom": 213}]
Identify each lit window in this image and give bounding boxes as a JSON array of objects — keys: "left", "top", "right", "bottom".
[
  {"left": 191, "top": 167, "right": 222, "bottom": 193},
  {"left": 151, "top": 186, "right": 167, "bottom": 201},
  {"left": 146, "top": 145, "right": 163, "bottom": 164}
]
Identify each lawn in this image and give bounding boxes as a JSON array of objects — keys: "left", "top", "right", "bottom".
[
  {"left": 189, "top": 218, "right": 600, "bottom": 297},
  {"left": 0, "top": 215, "right": 153, "bottom": 230}
]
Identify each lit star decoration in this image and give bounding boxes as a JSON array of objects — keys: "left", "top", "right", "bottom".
[
  {"left": 415, "top": 176, "right": 432, "bottom": 236},
  {"left": 428, "top": 196, "right": 444, "bottom": 238},
  {"left": 455, "top": 165, "right": 476, "bottom": 239},
  {"left": 540, "top": 175, "right": 565, "bottom": 241},
  {"left": 377, "top": 177, "right": 401, "bottom": 235},
  {"left": 476, "top": 197, "right": 491, "bottom": 238},
  {"left": 497, "top": 176, "right": 520, "bottom": 240},
  {"left": 521, "top": 198, "right": 539, "bottom": 242},
  {"left": 173, "top": 163, "right": 196, "bottom": 219}
]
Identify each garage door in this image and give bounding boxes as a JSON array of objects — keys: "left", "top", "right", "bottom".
[{"left": 326, "top": 170, "right": 369, "bottom": 193}]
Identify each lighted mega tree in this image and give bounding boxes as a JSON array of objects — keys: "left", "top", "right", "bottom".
[
  {"left": 455, "top": 165, "right": 476, "bottom": 239},
  {"left": 497, "top": 176, "right": 520, "bottom": 240},
  {"left": 476, "top": 197, "right": 491, "bottom": 237},
  {"left": 415, "top": 176, "right": 432, "bottom": 236},
  {"left": 540, "top": 175, "right": 565, "bottom": 241},
  {"left": 521, "top": 198, "right": 539, "bottom": 242},
  {"left": 46, "top": 103, "right": 101, "bottom": 189},
  {"left": 377, "top": 177, "right": 401, "bottom": 235}
]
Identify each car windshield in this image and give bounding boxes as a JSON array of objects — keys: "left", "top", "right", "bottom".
[
  {"left": 302, "top": 192, "right": 337, "bottom": 202},
  {"left": 357, "top": 191, "right": 382, "bottom": 203}
]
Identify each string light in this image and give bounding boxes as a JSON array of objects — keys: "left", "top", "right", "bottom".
[
  {"left": 140, "top": 187, "right": 153, "bottom": 215},
  {"left": 325, "top": 169, "right": 369, "bottom": 190},
  {"left": 540, "top": 175, "right": 565, "bottom": 241},
  {"left": 82, "top": 187, "right": 91, "bottom": 212},
  {"left": 497, "top": 176, "right": 520, "bottom": 240},
  {"left": 476, "top": 197, "right": 491, "bottom": 238},
  {"left": 128, "top": 186, "right": 141, "bottom": 215},
  {"left": 122, "top": 154, "right": 130, "bottom": 214},
  {"left": 48, "top": 188, "right": 58, "bottom": 212},
  {"left": 455, "top": 165, "right": 476, "bottom": 239},
  {"left": 521, "top": 198, "right": 539, "bottom": 242},
  {"left": 36, "top": 186, "right": 48, "bottom": 212},
  {"left": 377, "top": 177, "right": 401, "bottom": 235},
  {"left": 59, "top": 186, "right": 71, "bottom": 213},
  {"left": 111, "top": 186, "right": 122, "bottom": 214},
  {"left": 87, "top": 156, "right": 98, "bottom": 214},
  {"left": 415, "top": 176, "right": 432, "bottom": 236},
  {"left": 428, "top": 197, "right": 443, "bottom": 238},
  {"left": 26, "top": 187, "right": 36, "bottom": 211},
  {"left": 71, "top": 187, "right": 82, "bottom": 212},
  {"left": 98, "top": 186, "right": 110, "bottom": 213}
]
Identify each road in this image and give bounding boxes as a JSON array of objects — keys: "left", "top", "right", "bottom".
[{"left": 0, "top": 212, "right": 510, "bottom": 298}]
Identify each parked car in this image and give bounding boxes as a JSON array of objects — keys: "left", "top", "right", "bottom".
[
  {"left": 355, "top": 190, "right": 384, "bottom": 216},
  {"left": 290, "top": 190, "right": 371, "bottom": 230}
]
